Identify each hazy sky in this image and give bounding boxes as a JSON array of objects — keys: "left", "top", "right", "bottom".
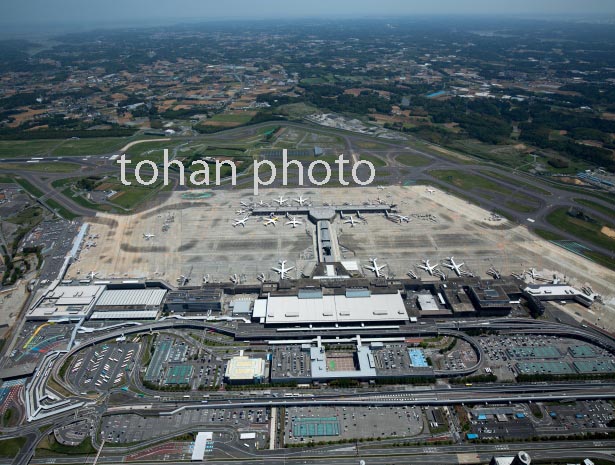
[{"left": 4, "top": 0, "right": 615, "bottom": 25}]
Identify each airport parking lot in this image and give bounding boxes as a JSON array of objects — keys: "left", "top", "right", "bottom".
[
  {"left": 284, "top": 405, "right": 425, "bottom": 443},
  {"left": 101, "top": 407, "right": 269, "bottom": 443},
  {"left": 67, "top": 342, "right": 138, "bottom": 392},
  {"left": 478, "top": 334, "right": 615, "bottom": 381}
]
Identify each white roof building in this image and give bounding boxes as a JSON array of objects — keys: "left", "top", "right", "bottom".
[
  {"left": 191, "top": 432, "right": 213, "bottom": 461},
  {"left": 224, "top": 356, "right": 266, "bottom": 384},
  {"left": 264, "top": 292, "right": 408, "bottom": 325},
  {"left": 27, "top": 285, "right": 105, "bottom": 320},
  {"left": 94, "top": 288, "right": 167, "bottom": 308}
]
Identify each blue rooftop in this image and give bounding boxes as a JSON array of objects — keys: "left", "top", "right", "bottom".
[
  {"left": 426, "top": 90, "right": 447, "bottom": 98},
  {"left": 408, "top": 348, "right": 428, "bottom": 367}
]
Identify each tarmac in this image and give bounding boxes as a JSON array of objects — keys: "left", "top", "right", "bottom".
[{"left": 66, "top": 185, "right": 615, "bottom": 327}]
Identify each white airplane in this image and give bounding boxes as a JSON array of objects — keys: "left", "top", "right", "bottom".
[
  {"left": 388, "top": 212, "right": 410, "bottom": 223},
  {"left": 487, "top": 267, "right": 501, "bottom": 280},
  {"left": 232, "top": 216, "right": 250, "bottom": 228},
  {"left": 87, "top": 271, "right": 98, "bottom": 280},
  {"left": 526, "top": 268, "right": 541, "bottom": 280},
  {"left": 272, "top": 260, "right": 294, "bottom": 279},
  {"left": 203, "top": 274, "right": 210, "bottom": 283},
  {"left": 240, "top": 201, "right": 252, "bottom": 208},
  {"left": 263, "top": 216, "right": 279, "bottom": 226},
  {"left": 177, "top": 275, "right": 189, "bottom": 286},
  {"left": 364, "top": 258, "right": 387, "bottom": 278},
  {"left": 407, "top": 270, "right": 418, "bottom": 279},
  {"left": 257, "top": 273, "right": 266, "bottom": 282},
  {"left": 385, "top": 211, "right": 409, "bottom": 223},
  {"left": 285, "top": 216, "right": 303, "bottom": 228},
  {"left": 143, "top": 233, "right": 155, "bottom": 240},
  {"left": 294, "top": 195, "right": 309, "bottom": 206},
  {"left": 377, "top": 185, "right": 386, "bottom": 190},
  {"left": 230, "top": 274, "right": 239, "bottom": 284},
  {"left": 274, "top": 195, "right": 289, "bottom": 206},
  {"left": 417, "top": 259, "right": 439, "bottom": 276},
  {"left": 442, "top": 256, "right": 465, "bottom": 276},
  {"left": 344, "top": 215, "right": 359, "bottom": 227},
  {"left": 236, "top": 209, "right": 247, "bottom": 215},
  {"left": 257, "top": 200, "right": 269, "bottom": 207},
  {"left": 426, "top": 188, "right": 436, "bottom": 195}
]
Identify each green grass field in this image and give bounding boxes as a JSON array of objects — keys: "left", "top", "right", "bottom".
[
  {"left": 45, "top": 198, "right": 79, "bottom": 220},
  {"left": 429, "top": 169, "right": 513, "bottom": 196},
  {"left": 482, "top": 170, "right": 552, "bottom": 196},
  {"left": 546, "top": 207, "right": 615, "bottom": 252},
  {"left": 52, "top": 137, "right": 128, "bottom": 156},
  {"left": 209, "top": 113, "right": 254, "bottom": 124},
  {"left": 14, "top": 177, "right": 44, "bottom": 198},
  {"left": 0, "top": 437, "right": 26, "bottom": 457},
  {"left": 396, "top": 153, "right": 431, "bottom": 167},
  {"left": 360, "top": 154, "right": 386, "bottom": 168},
  {"left": 429, "top": 169, "right": 540, "bottom": 212},
  {"left": 0, "top": 162, "right": 80, "bottom": 173},
  {"left": 109, "top": 187, "right": 156, "bottom": 209},
  {"left": 0, "top": 139, "right": 61, "bottom": 157},
  {"left": 573, "top": 198, "right": 615, "bottom": 219}
]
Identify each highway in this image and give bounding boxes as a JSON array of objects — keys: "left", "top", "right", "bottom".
[{"left": 3, "top": 316, "right": 615, "bottom": 464}]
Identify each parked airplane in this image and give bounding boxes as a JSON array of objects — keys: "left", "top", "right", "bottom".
[
  {"left": 274, "top": 195, "right": 289, "bottom": 206},
  {"left": 257, "top": 273, "right": 266, "bottom": 282},
  {"left": 263, "top": 216, "right": 279, "bottom": 226},
  {"left": 391, "top": 212, "right": 410, "bottom": 223},
  {"left": 426, "top": 188, "right": 436, "bottom": 194},
  {"left": 272, "top": 260, "right": 294, "bottom": 279},
  {"left": 240, "top": 201, "right": 252, "bottom": 208},
  {"left": 87, "top": 271, "right": 98, "bottom": 280},
  {"left": 285, "top": 216, "right": 303, "bottom": 228},
  {"left": 143, "top": 233, "right": 155, "bottom": 240},
  {"left": 230, "top": 274, "right": 239, "bottom": 284},
  {"left": 344, "top": 215, "right": 359, "bottom": 227},
  {"left": 364, "top": 258, "right": 387, "bottom": 278},
  {"left": 377, "top": 185, "right": 386, "bottom": 190},
  {"left": 293, "top": 195, "right": 310, "bottom": 206},
  {"left": 487, "top": 267, "right": 502, "bottom": 280},
  {"left": 407, "top": 270, "right": 418, "bottom": 279},
  {"left": 177, "top": 275, "right": 189, "bottom": 286},
  {"left": 257, "top": 200, "right": 269, "bottom": 207},
  {"left": 417, "top": 259, "right": 439, "bottom": 276},
  {"left": 203, "top": 274, "right": 210, "bottom": 283},
  {"left": 442, "top": 256, "right": 465, "bottom": 276},
  {"left": 385, "top": 211, "right": 409, "bottom": 223},
  {"left": 526, "top": 268, "right": 541, "bottom": 280},
  {"left": 235, "top": 209, "right": 247, "bottom": 215},
  {"left": 232, "top": 216, "right": 250, "bottom": 227}
]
